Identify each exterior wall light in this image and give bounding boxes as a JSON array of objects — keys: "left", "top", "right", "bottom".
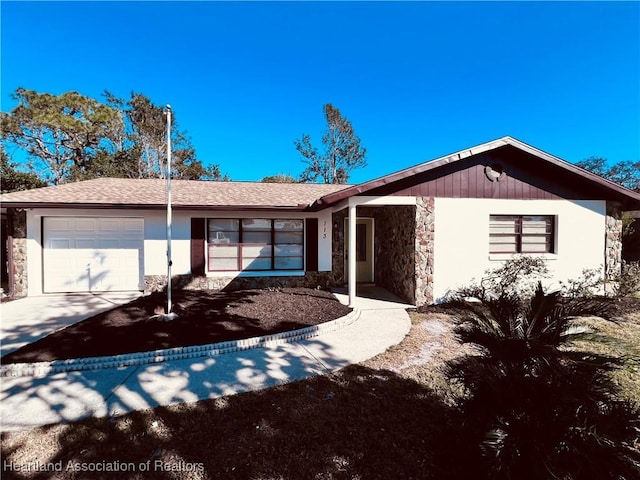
[{"left": 485, "top": 164, "right": 504, "bottom": 182}]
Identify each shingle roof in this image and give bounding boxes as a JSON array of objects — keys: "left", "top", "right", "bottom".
[{"left": 0, "top": 178, "right": 351, "bottom": 210}]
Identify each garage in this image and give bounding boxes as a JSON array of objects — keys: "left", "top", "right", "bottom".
[{"left": 43, "top": 217, "right": 144, "bottom": 293}]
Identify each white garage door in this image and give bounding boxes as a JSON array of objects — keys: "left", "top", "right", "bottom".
[{"left": 43, "top": 217, "right": 144, "bottom": 293}]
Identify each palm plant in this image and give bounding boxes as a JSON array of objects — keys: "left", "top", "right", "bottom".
[{"left": 449, "top": 283, "right": 640, "bottom": 480}]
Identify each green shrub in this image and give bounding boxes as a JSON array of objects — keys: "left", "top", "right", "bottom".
[
  {"left": 558, "top": 267, "right": 604, "bottom": 298},
  {"left": 614, "top": 261, "right": 640, "bottom": 297},
  {"left": 448, "top": 283, "right": 640, "bottom": 479},
  {"left": 452, "top": 255, "right": 549, "bottom": 302}
]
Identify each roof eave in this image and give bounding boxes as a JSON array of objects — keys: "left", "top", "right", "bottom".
[{"left": 0, "top": 202, "right": 312, "bottom": 211}]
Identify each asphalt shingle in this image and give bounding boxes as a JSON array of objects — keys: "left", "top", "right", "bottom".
[{"left": 0, "top": 178, "right": 350, "bottom": 209}]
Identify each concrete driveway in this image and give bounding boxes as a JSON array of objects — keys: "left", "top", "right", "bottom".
[
  {"left": 0, "top": 289, "right": 412, "bottom": 432},
  {"left": 0, "top": 292, "right": 142, "bottom": 357}
]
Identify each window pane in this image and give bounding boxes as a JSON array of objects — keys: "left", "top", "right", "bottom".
[
  {"left": 241, "top": 244, "right": 272, "bottom": 270},
  {"left": 208, "top": 219, "right": 239, "bottom": 244},
  {"left": 208, "top": 257, "right": 238, "bottom": 270},
  {"left": 522, "top": 236, "right": 551, "bottom": 253},
  {"left": 490, "top": 216, "right": 519, "bottom": 234},
  {"left": 274, "top": 219, "right": 303, "bottom": 231},
  {"left": 242, "top": 245, "right": 272, "bottom": 259},
  {"left": 275, "top": 244, "right": 304, "bottom": 257},
  {"left": 522, "top": 217, "right": 552, "bottom": 234},
  {"left": 275, "top": 256, "right": 304, "bottom": 269},
  {"left": 275, "top": 231, "right": 303, "bottom": 244},
  {"left": 242, "top": 257, "right": 272, "bottom": 270},
  {"left": 209, "top": 219, "right": 239, "bottom": 231},
  {"left": 208, "top": 245, "right": 239, "bottom": 257},
  {"left": 244, "top": 231, "right": 271, "bottom": 243},
  {"left": 522, "top": 242, "right": 550, "bottom": 253},
  {"left": 242, "top": 219, "right": 271, "bottom": 230},
  {"left": 209, "top": 231, "right": 239, "bottom": 244},
  {"left": 490, "top": 236, "right": 518, "bottom": 253}
]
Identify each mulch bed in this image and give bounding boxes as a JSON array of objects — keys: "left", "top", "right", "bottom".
[{"left": 2, "top": 288, "right": 351, "bottom": 364}]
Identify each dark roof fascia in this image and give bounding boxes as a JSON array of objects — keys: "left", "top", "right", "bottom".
[
  {"left": 1, "top": 202, "right": 311, "bottom": 212},
  {"left": 311, "top": 136, "right": 640, "bottom": 208}
]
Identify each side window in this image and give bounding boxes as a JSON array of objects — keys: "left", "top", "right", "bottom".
[{"left": 489, "top": 215, "right": 554, "bottom": 254}]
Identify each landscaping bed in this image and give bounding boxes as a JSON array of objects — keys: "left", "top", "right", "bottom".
[
  {"left": 1, "top": 300, "right": 639, "bottom": 479},
  {"left": 1, "top": 288, "right": 351, "bottom": 364}
]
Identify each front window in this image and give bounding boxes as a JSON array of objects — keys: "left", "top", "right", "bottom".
[
  {"left": 208, "top": 218, "right": 304, "bottom": 271},
  {"left": 489, "top": 215, "right": 555, "bottom": 254}
]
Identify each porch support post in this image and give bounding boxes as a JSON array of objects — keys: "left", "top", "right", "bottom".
[{"left": 348, "top": 200, "right": 357, "bottom": 307}]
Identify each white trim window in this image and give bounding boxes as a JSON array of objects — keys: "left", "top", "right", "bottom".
[
  {"left": 207, "top": 218, "right": 304, "bottom": 272},
  {"left": 489, "top": 215, "right": 555, "bottom": 254}
]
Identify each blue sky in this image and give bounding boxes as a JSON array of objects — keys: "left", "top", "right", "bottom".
[{"left": 1, "top": 1, "right": 639, "bottom": 183}]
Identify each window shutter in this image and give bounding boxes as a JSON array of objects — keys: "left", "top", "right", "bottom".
[
  {"left": 306, "top": 218, "right": 318, "bottom": 272},
  {"left": 191, "top": 218, "right": 206, "bottom": 276}
]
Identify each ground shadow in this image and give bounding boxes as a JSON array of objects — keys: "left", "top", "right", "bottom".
[{"left": 1, "top": 364, "right": 479, "bottom": 480}]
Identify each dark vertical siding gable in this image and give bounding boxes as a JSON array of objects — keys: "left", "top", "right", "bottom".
[
  {"left": 191, "top": 218, "right": 206, "bottom": 276},
  {"left": 362, "top": 146, "right": 623, "bottom": 201}
]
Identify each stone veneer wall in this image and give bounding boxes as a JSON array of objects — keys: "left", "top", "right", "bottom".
[
  {"left": 605, "top": 210, "right": 623, "bottom": 281},
  {"left": 367, "top": 205, "right": 416, "bottom": 304},
  {"left": 331, "top": 204, "right": 421, "bottom": 305},
  {"left": 8, "top": 209, "right": 27, "bottom": 297},
  {"left": 414, "top": 197, "right": 435, "bottom": 306},
  {"left": 331, "top": 209, "right": 347, "bottom": 287},
  {"left": 144, "top": 271, "right": 337, "bottom": 293}
]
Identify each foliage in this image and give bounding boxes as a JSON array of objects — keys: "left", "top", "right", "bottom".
[
  {"left": 622, "top": 211, "right": 636, "bottom": 237},
  {"left": 612, "top": 261, "right": 640, "bottom": 297},
  {"left": 576, "top": 156, "right": 640, "bottom": 193},
  {"left": 295, "top": 104, "right": 367, "bottom": 184},
  {"left": 448, "top": 283, "right": 640, "bottom": 479},
  {"left": 557, "top": 262, "right": 640, "bottom": 298},
  {"left": 1, "top": 88, "right": 228, "bottom": 184},
  {"left": 557, "top": 267, "right": 605, "bottom": 298},
  {"left": 0, "top": 88, "right": 121, "bottom": 184},
  {"left": 452, "top": 255, "right": 549, "bottom": 301},
  {"left": 0, "top": 146, "right": 47, "bottom": 193},
  {"left": 261, "top": 174, "right": 298, "bottom": 183}
]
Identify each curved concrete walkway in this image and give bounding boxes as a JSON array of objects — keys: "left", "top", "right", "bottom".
[{"left": 0, "top": 289, "right": 411, "bottom": 432}]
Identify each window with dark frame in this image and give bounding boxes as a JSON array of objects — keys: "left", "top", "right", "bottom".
[
  {"left": 489, "top": 215, "right": 555, "bottom": 254},
  {"left": 207, "top": 218, "right": 304, "bottom": 272}
]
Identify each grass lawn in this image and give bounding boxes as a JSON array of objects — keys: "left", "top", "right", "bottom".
[{"left": 2, "top": 301, "right": 639, "bottom": 479}]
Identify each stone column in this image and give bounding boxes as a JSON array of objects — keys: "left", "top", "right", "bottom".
[
  {"left": 9, "top": 209, "right": 28, "bottom": 297},
  {"left": 414, "top": 197, "right": 435, "bottom": 306},
  {"left": 605, "top": 212, "right": 623, "bottom": 282}
]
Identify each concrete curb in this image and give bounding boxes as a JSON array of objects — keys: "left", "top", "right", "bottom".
[{"left": 0, "top": 309, "right": 361, "bottom": 378}]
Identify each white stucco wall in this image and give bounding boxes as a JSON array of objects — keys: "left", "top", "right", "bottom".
[
  {"left": 432, "top": 198, "right": 607, "bottom": 302},
  {"left": 25, "top": 208, "right": 330, "bottom": 295}
]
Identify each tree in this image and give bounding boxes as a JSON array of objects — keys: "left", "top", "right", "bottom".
[
  {"left": 261, "top": 174, "right": 298, "bottom": 183},
  {"left": 1, "top": 88, "right": 229, "bottom": 183},
  {"left": 576, "top": 157, "right": 640, "bottom": 241},
  {"left": 0, "top": 88, "right": 122, "bottom": 185},
  {"left": 576, "top": 157, "right": 640, "bottom": 192},
  {"left": 100, "top": 92, "right": 228, "bottom": 181},
  {"left": 0, "top": 146, "right": 47, "bottom": 193},
  {"left": 295, "top": 104, "right": 366, "bottom": 184}
]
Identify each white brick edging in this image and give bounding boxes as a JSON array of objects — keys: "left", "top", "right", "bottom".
[{"left": 1, "top": 309, "right": 361, "bottom": 378}]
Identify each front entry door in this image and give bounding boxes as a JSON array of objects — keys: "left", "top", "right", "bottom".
[{"left": 344, "top": 218, "right": 374, "bottom": 283}]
